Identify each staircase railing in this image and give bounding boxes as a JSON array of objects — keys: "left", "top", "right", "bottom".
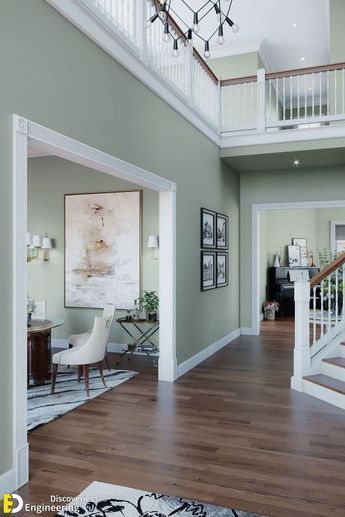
[{"left": 292, "top": 251, "right": 345, "bottom": 391}]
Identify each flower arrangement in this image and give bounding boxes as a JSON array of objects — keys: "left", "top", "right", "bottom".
[{"left": 262, "top": 300, "right": 280, "bottom": 312}]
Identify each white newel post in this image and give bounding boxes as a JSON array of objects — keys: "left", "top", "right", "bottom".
[
  {"left": 256, "top": 68, "right": 266, "bottom": 132},
  {"left": 291, "top": 281, "right": 311, "bottom": 391}
]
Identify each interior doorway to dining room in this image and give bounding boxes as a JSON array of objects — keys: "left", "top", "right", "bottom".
[{"left": 12, "top": 115, "right": 177, "bottom": 491}]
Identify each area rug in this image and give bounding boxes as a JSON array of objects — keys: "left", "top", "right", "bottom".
[
  {"left": 28, "top": 368, "right": 138, "bottom": 432},
  {"left": 56, "top": 481, "right": 268, "bottom": 517}
]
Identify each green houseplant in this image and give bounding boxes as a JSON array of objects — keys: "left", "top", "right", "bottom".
[{"left": 138, "top": 291, "right": 159, "bottom": 322}]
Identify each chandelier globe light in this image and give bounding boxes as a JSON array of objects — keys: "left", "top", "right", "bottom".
[{"left": 145, "top": 0, "right": 239, "bottom": 59}]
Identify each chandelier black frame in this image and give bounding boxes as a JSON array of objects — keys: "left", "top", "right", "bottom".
[{"left": 145, "top": 0, "right": 239, "bottom": 59}]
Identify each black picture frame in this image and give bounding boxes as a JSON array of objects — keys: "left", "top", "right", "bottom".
[
  {"left": 201, "top": 208, "right": 216, "bottom": 249},
  {"left": 201, "top": 251, "right": 216, "bottom": 291},
  {"left": 216, "top": 213, "right": 229, "bottom": 250},
  {"left": 216, "top": 252, "right": 229, "bottom": 288}
]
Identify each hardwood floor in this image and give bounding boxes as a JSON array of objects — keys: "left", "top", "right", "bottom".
[{"left": 19, "top": 320, "right": 345, "bottom": 517}]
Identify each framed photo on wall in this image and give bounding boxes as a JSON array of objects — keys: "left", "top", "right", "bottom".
[
  {"left": 288, "top": 244, "right": 301, "bottom": 267},
  {"left": 65, "top": 190, "right": 142, "bottom": 309},
  {"left": 201, "top": 251, "right": 216, "bottom": 291},
  {"left": 216, "top": 213, "right": 229, "bottom": 249},
  {"left": 201, "top": 208, "right": 216, "bottom": 248},
  {"left": 292, "top": 238, "right": 308, "bottom": 267},
  {"left": 216, "top": 252, "right": 229, "bottom": 288}
]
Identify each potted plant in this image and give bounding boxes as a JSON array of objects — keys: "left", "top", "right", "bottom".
[
  {"left": 263, "top": 300, "right": 280, "bottom": 320},
  {"left": 138, "top": 291, "right": 159, "bottom": 322}
]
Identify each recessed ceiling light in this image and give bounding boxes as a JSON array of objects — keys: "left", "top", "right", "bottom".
[
  {"left": 292, "top": 159, "right": 301, "bottom": 167},
  {"left": 308, "top": 86, "right": 312, "bottom": 91},
  {"left": 301, "top": 57, "right": 306, "bottom": 61},
  {"left": 292, "top": 23, "right": 297, "bottom": 28}
]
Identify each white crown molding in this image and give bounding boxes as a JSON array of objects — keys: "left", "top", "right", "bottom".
[{"left": 208, "top": 38, "right": 263, "bottom": 60}]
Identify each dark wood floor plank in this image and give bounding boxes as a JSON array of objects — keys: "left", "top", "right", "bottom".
[{"left": 18, "top": 319, "right": 345, "bottom": 516}]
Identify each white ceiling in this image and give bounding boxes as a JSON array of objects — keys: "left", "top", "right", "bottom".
[{"left": 171, "top": 0, "right": 330, "bottom": 72}]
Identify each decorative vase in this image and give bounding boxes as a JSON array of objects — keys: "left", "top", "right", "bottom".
[
  {"left": 147, "top": 312, "right": 157, "bottom": 322},
  {"left": 274, "top": 254, "right": 280, "bottom": 267},
  {"left": 265, "top": 310, "right": 275, "bottom": 321}
]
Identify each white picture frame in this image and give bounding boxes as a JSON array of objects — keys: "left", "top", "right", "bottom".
[{"left": 288, "top": 245, "right": 301, "bottom": 267}]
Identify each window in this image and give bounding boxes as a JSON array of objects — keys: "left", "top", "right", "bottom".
[{"left": 330, "top": 221, "right": 345, "bottom": 252}]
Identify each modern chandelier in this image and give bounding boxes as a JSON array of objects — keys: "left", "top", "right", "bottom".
[{"left": 145, "top": 0, "right": 239, "bottom": 59}]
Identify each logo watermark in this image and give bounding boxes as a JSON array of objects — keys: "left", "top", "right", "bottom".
[{"left": 2, "top": 493, "right": 96, "bottom": 514}]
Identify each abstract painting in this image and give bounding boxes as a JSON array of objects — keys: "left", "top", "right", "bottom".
[{"left": 65, "top": 190, "right": 141, "bottom": 309}]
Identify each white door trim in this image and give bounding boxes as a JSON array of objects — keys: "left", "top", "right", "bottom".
[
  {"left": 12, "top": 114, "right": 177, "bottom": 491},
  {"left": 251, "top": 200, "right": 345, "bottom": 336}
]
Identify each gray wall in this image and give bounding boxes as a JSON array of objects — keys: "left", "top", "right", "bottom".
[
  {"left": 241, "top": 167, "right": 345, "bottom": 328},
  {"left": 0, "top": 0, "right": 240, "bottom": 475},
  {"left": 27, "top": 156, "right": 159, "bottom": 345}
]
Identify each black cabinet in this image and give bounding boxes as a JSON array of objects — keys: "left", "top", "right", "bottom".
[{"left": 267, "top": 267, "right": 319, "bottom": 316}]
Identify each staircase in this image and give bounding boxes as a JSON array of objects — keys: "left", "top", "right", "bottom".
[{"left": 291, "top": 251, "right": 345, "bottom": 409}]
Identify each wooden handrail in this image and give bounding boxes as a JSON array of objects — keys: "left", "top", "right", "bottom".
[
  {"left": 310, "top": 251, "right": 345, "bottom": 288},
  {"left": 152, "top": 0, "right": 218, "bottom": 84},
  {"left": 220, "top": 62, "right": 345, "bottom": 88},
  {"left": 266, "top": 61, "right": 345, "bottom": 80},
  {"left": 221, "top": 75, "right": 257, "bottom": 86}
]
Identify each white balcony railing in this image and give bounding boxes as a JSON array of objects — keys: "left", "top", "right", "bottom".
[{"left": 80, "top": 0, "right": 345, "bottom": 136}]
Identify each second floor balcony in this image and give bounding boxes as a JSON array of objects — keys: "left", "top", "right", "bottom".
[{"left": 49, "top": 0, "right": 345, "bottom": 145}]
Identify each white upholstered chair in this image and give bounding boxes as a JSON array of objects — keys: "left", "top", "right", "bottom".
[
  {"left": 68, "top": 303, "right": 115, "bottom": 370},
  {"left": 51, "top": 315, "right": 112, "bottom": 396}
]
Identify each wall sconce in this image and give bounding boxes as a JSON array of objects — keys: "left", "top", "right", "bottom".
[
  {"left": 27, "top": 232, "right": 53, "bottom": 262},
  {"left": 147, "top": 235, "right": 159, "bottom": 260}
]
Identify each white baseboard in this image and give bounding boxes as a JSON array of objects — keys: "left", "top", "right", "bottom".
[
  {"left": 0, "top": 468, "right": 16, "bottom": 494},
  {"left": 176, "top": 328, "right": 241, "bottom": 379}
]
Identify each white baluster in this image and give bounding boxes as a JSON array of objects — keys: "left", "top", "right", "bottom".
[
  {"left": 328, "top": 274, "right": 332, "bottom": 331},
  {"left": 334, "top": 69, "right": 337, "bottom": 115},
  {"left": 319, "top": 72, "right": 322, "bottom": 116},
  {"left": 342, "top": 68, "right": 345, "bottom": 115},
  {"left": 276, "top": 78, "right": 279, "bottom": 121},
  {"left": 321, "top": 280, "right": 324, "bottom": 338},
  {"left": 313, "top": 286, "right": 317, "bottom": 345},
  {"left": 297, "top": 75, "right": 300, "bottom": 120},
  {"left": 336, "top": 268, "right": 339, "bottom": 321},
  {"left": 304, "top": 74, "right": 307, "bottom": 119},
  {"left": 312, "top": 72, "right": 315, "bottom": 118},
  {"left": 290, "top": 75, "right": 292, "bottom": 119},
  {"left": 327, "top": 70, "right": 330, "bottom": 115},
  {"left": 283, "top": 77, "right": 286, "bottom": 120}
]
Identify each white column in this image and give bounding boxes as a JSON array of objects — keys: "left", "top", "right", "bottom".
[
  {"left": 256, "top": 68, "right": 266, "bottom": 132},
  {"left": 12, "top": 116, "right": 29, "bottom": 489},
  {"left": 158, "top": 189, "right": 177, "bottom": 382},
  {"left": 291, "top": 281, "right": 311, "bottom": 391}
]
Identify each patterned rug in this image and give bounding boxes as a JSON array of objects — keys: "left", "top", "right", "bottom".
[
  {"left": 28, "top": 368, "right": 138, "bottom": 432},
  {"left": 56, "top": 481, "right": 268, "bottom": 516}
]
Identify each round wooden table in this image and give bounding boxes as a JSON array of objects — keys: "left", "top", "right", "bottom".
[{"left": 27, "top": 318, "right": 64, "bottom": 387}]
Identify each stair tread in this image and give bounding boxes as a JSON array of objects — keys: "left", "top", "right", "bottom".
[
  {"left": 323, "top": 357, "right": 345, "bottom": 368},
  {"left": 304, "top": 374, "right": 345, "bottom": 395}
]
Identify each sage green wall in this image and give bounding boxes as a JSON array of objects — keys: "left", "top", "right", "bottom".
[
  {"left": 208, "top": 52, "right": 259, "bottom": 79},
  {"left": 259, "top": 207, "right": 345, "bottom": 309},
  {"left": 27, "top": 156, "right": 159, "bottom": 344},
  {"left": 330, "top": 0, "right": 345, "bottom": 62},
  {"left": 240, "top": 166, "right": 345, "bottom": 327},
  {"left": 0, "top": 0, "right": 240, "bottom": 475}
]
